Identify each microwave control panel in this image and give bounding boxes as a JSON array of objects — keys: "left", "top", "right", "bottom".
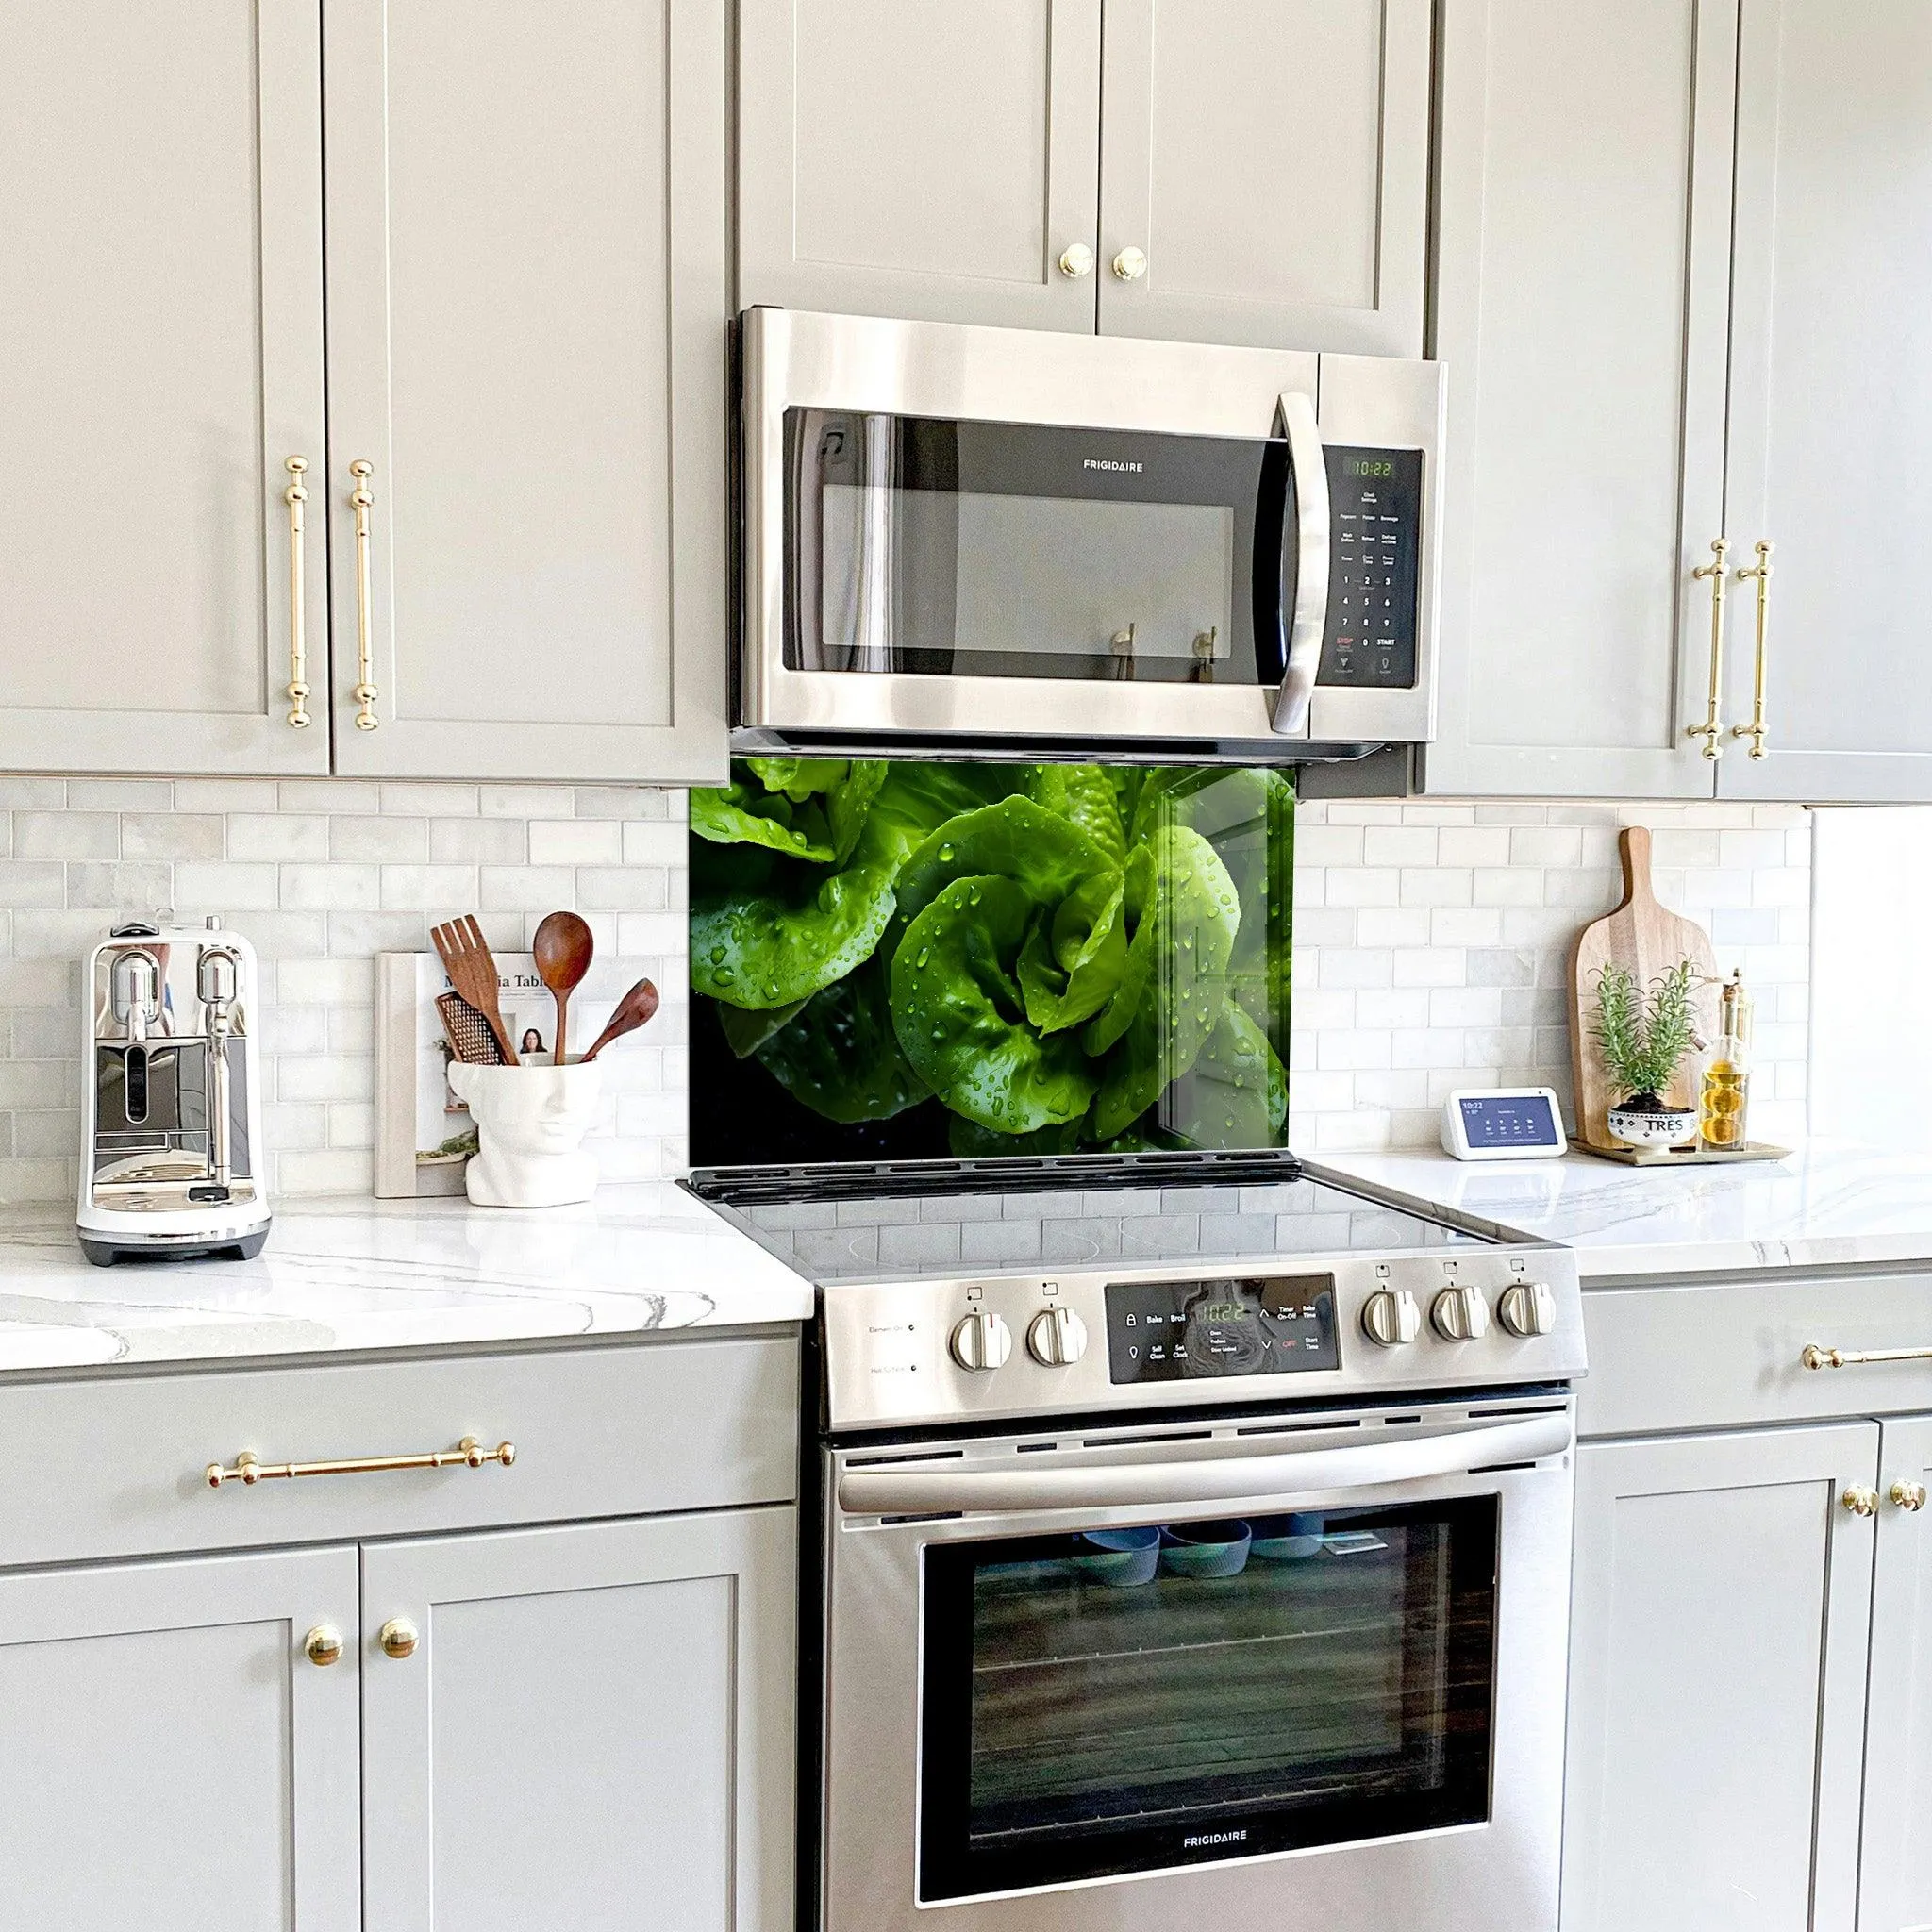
[{"left": 1318, "top": 444, "right": 1424, "bottom": 690}]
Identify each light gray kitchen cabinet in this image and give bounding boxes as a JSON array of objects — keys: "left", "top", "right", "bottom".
[
  {"left": 1561, "top": 1423, "right": 1877, "bottom": 1932},
  {"left": 1423, "top": 0, "right": 1738, "bottom": 799},
  {"left": 0, "top": 1, "right": 331, "bottom": 776},
  {"left": 360, "top": 1507, "right": 795, "bottom": 1932},
  {"left": 322, "top": 0, "right": 729, "bottom": 783},
  {"left": 0, "top": 1545, "right": 360, "bottom": 1932},
  {"left": 737, "top": 0, "right": 1104, "bottom": 332},
  {"left": 1715, "top": 0, "right": 1932, "bottom": 803},
  {"left": 1857, "top": 1416, "right": 1932, "bottom": 1932},
  {"left": 738, "top": 0, "right": 1427, "bottom": 354},
  {"left": 1095, "top": 0, "right": 1429, "bottom": 354}
]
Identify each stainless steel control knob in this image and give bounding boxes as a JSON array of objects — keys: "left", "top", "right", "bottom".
[
  {"left": 1026, "top": 1306, "right": 1089, "bottom": 1367},
  {"left": 1360, "top": 1289, "right": 1421, "bottom": 1347},
  {"left": 1498, "top": 1281, "right": 1557, "bottom": 1339},
  {"left": 1431, "top": 1284, "right": 1491, "bottom": 1342},
  {"left": 949, "top": 1309, "right": 1012, "bottom": 1374}
]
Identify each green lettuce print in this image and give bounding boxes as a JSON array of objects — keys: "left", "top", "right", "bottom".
[{"left": 691, "top": 758, "right": 1291, "bottom": 1153}]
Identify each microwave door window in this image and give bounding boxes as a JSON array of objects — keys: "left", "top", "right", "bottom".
[
  {"left": 786, "top": 410, "right": 1276, "bottom": 685},
  {"left": 917, "top": 1496, "right": 1497, "bottom": 1900}
]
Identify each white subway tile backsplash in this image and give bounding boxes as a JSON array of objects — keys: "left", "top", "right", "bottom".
[
  {"left": 1296, "top": 801, "right": 1810, "bottom": 1153},
  {"left": 529, "top": 820, "right": 621, "bottom": 865}
]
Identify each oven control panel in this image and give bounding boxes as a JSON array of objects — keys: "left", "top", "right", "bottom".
[
  {"left": 1103, "top": 1275, "right": 1340, "bottom": 1385},
  {"left": 1318, "top": 444, "right": 1424, "bottom": 691},
  {"left": 820, "top": 1249, "right": 1587, "bottom": 1432}
]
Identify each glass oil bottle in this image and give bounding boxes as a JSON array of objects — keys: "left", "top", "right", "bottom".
[{"left": 1699, "top": 971, "right": 1753, "bottom": 1151}]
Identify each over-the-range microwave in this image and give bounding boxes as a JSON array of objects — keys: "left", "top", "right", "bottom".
[{"left": 734, "top": 307, "right": 1445, "bottom": 762}]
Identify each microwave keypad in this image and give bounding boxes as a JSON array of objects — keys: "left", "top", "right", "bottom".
[{"left": 1319, "top": 445, "right": 1424, "bottom": 689}]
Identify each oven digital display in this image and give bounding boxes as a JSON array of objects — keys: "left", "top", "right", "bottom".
[{"left": 1104, "top": 1275, "right": 1340, "bottom": 1384}]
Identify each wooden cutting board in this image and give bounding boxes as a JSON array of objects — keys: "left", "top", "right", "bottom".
[{"left": 1569, "top": 825, "right": 1722, "bottom": 1151}]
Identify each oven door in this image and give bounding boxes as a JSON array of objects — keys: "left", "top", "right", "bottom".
[
  {"left": 821, "top": 1398, "right": 1572, "bottom": 1932},
  {"left": 740, "top": 308, "right": 1442, "bottom": 754}
]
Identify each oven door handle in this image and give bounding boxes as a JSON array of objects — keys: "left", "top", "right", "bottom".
[
  {"left": 1270, "top": 389, "right": 1330, "bottom": 737},
  {"left": 837, "top": 1411, "right": 1571, "bottom": 1518}
]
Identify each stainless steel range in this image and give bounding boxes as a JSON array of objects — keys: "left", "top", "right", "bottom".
[{"left": 705, "top": 1165, "right": 1585, "bottom": 1932}]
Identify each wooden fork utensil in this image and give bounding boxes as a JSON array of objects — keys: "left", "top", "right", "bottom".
[{"left": 431, "top": 915, "right": 518, "bottom": 1065}]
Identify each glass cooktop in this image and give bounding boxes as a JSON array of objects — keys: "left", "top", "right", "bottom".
[{"left": 703, "top": 1173, "right": 1487, "bottom": 1288}]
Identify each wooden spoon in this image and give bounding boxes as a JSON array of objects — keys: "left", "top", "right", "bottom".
[
  {"left": 431, "top": 915, "right": 518, "bottom": 1065},
  {"left": 580, "top": 978, "right": 660, "bottom": 1062},
  {"left": 532, "top": 910, "right": 594, "bottom": 1065}
]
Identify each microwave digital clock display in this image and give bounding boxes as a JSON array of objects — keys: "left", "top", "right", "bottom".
[{"left": 1319, "top": 443, "right": 1424, "bottom": 691}]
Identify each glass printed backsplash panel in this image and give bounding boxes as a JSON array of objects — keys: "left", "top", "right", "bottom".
[{"left": 689, "top": 759, "right": 1291, "bottom": 1170}]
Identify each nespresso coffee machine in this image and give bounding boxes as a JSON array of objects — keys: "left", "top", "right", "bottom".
[{"left": 76, "top": 916, "right": 270, "bottom": 1265}]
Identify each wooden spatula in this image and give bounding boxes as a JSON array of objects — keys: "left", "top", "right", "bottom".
[
  {"left": 432, "top": 915, "right": 519, "bottom": 1065},
  {"left": 437, "top": 992, "right": 506, "bottom": 1065},
  {"left": 580, "top": 977, "right": 660, "bottom": 1062},
  {"left": 1568, "top": 826, "right": 1719, "bottom": 1149}
]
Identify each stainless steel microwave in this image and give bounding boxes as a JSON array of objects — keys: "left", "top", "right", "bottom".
[{"left": 735, "top": 308, "right": 1445, "bottom": 759}]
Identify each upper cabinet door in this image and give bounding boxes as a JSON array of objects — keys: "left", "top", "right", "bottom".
[
  {"left": 738, "top": 0, "right": 1103, "bottom": 331},
  {"left": 0, "top": 1546, "right": 360, "bottom": 1932},
  {"left": 361, "top": 1508, "right": 795, "bottom": 1932},
  {"left": 1859, "top": 1414, "right": 1932, "bottom": 1932},
  {"left": 0, "top": 1, "right": 329, "bottom": 776},
  {"left": 1421, "top": 0, "right": 1735, "bottom": 799},
  {"left": 323, "top": 0, "right": 730, "bottom": 784},
  {"left": 1095, "top": 0, "right": 1429, "bottom": 353},
  {"left": 1720, "top": 0, "right": 1932, "bottom": 802}
]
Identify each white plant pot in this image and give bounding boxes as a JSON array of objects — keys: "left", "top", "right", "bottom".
[
  {"left": 1607, "top": 1103, "right": 1698, "bottom": 1150},
  {"left": 446, "top": 1061, "right": 602, "bottom": 1208}
]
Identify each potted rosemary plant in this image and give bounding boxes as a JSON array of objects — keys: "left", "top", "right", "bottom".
[{"left": 1591, "top": 958, "right": 1700, "bottom": 1148}]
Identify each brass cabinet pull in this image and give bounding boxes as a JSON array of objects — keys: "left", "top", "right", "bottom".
[
  {"left": 349, "top": 458, "right": 379, "bottom": 730},
  {"left": 378, "top": 1617, "right": 420, "bottom": 1661},
  {"left": 1843, "top": 1486, "right": 1880, "bottom": 1517},
  {"left": 1732, "top": 540, "right": 1774, "bottom": 759},
  {"left": 304, "top": 1624, "right": 344, "bottom": 1667},
  {"left": 1891, "top": 1480, "right": 1928, "bottom": 1513},
  {"left": 283, "top": 457, "right": 311, "bottom": 728},
  {"left": 1111, "top": 245, "right": 1148, "bottom": 282},
  {"left": 1687, "top": 537, "right": 1730, "bottom": 759},
  {"left": 206, "top": 1434, "right": 515, "bottom": 1489},
  {"left": 1802, "top": 1343, "right": 1932, "bottom": 1371}
]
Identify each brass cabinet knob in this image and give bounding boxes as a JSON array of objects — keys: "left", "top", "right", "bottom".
[
  {"left": 379, "top": 1617, "right": 420, "bottom": 1660},
  {"left": 1891, "top": 1479, "right": 1928, "bottom": 1513},
  {"left": 1111, "top": 245, "right": 1148, "bottom": 282},
  {"left": 304, "top": 1624, "right": 344, "bottom": 1668},
  {"left": 1058, "top": 242, "right": 1094, "bottom": 279},
  {"left": 1843, "top": 1486, "right": 1880, "bottom": 1517}
]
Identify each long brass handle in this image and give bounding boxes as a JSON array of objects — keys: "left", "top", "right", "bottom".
[
  {"left": 1802, "top": 1343, "right": 1932, "bottom": 1371},
  {"left": 1687, "top": 537, "right": 1729, "bottom": 759},
  {"left": 206, "top": 1434, "right": 515, "bottom": 1489},
  {"left": 283, "top": 457, "right": 311, "bottom": 728},
  {"left": 1732, "top": 540, "right": 1774, "bottom": 759},
  {"left": 349, "top": 459, "right": 378, "bottom": 730}
]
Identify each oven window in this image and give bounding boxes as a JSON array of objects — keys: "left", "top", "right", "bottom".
[
  {"left": 784, "top": 409, "right": 1289, "bottom": 687},
  {"left": 918, "top": 1496, "right": 1497, "bottom": 1900}
]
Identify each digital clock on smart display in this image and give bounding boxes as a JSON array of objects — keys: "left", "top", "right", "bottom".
[{"left": 1440, "top": 1086, "right": 1568, "bottom": 1162}]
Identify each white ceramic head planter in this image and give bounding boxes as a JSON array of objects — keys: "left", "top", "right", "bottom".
[{"left": 446, "top": 1062, "right": 602, "bottom": 1208}]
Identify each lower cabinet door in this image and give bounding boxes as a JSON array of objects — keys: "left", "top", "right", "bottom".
[
  {"left": 1857, "top": 1415, "right": 1932, "bottom": 1932},
  {"left": 0, "top": 1545, "right": 360, "bottom": 1932},
  {"left": 361, "top": 1506, "right": 797, "bottom": 1932},
  {"left": 1562, "top": 1424, "right": 1879, "bottom": 1932}
]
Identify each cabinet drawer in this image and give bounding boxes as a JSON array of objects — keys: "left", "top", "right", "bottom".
[
  {"left": 1580, "top": 1268, "right": 1932, "bottom": 1437},
  {"left": 0, "top": 1333, "right": 799, "bottom": 1569}
]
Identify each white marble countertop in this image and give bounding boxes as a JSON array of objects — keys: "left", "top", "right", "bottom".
[
  {"left": 0, "top": 1183, "right": 814, "bottom": 1374},
  {"left": 1315, "top": 1140, "right": 1932, "bottom": 1279}
]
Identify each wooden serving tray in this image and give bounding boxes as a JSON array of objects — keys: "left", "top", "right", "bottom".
[{"left": 1569, "top": 1139, "right": 1792, "bottom": 1168}]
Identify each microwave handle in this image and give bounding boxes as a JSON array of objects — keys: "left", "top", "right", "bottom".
[
  {"left": 836, "top": 1410, "right": 1570, "bottom": 1518},
  {"left": 1270, "top": 391, "right": 1331, "bottom": 736}
]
